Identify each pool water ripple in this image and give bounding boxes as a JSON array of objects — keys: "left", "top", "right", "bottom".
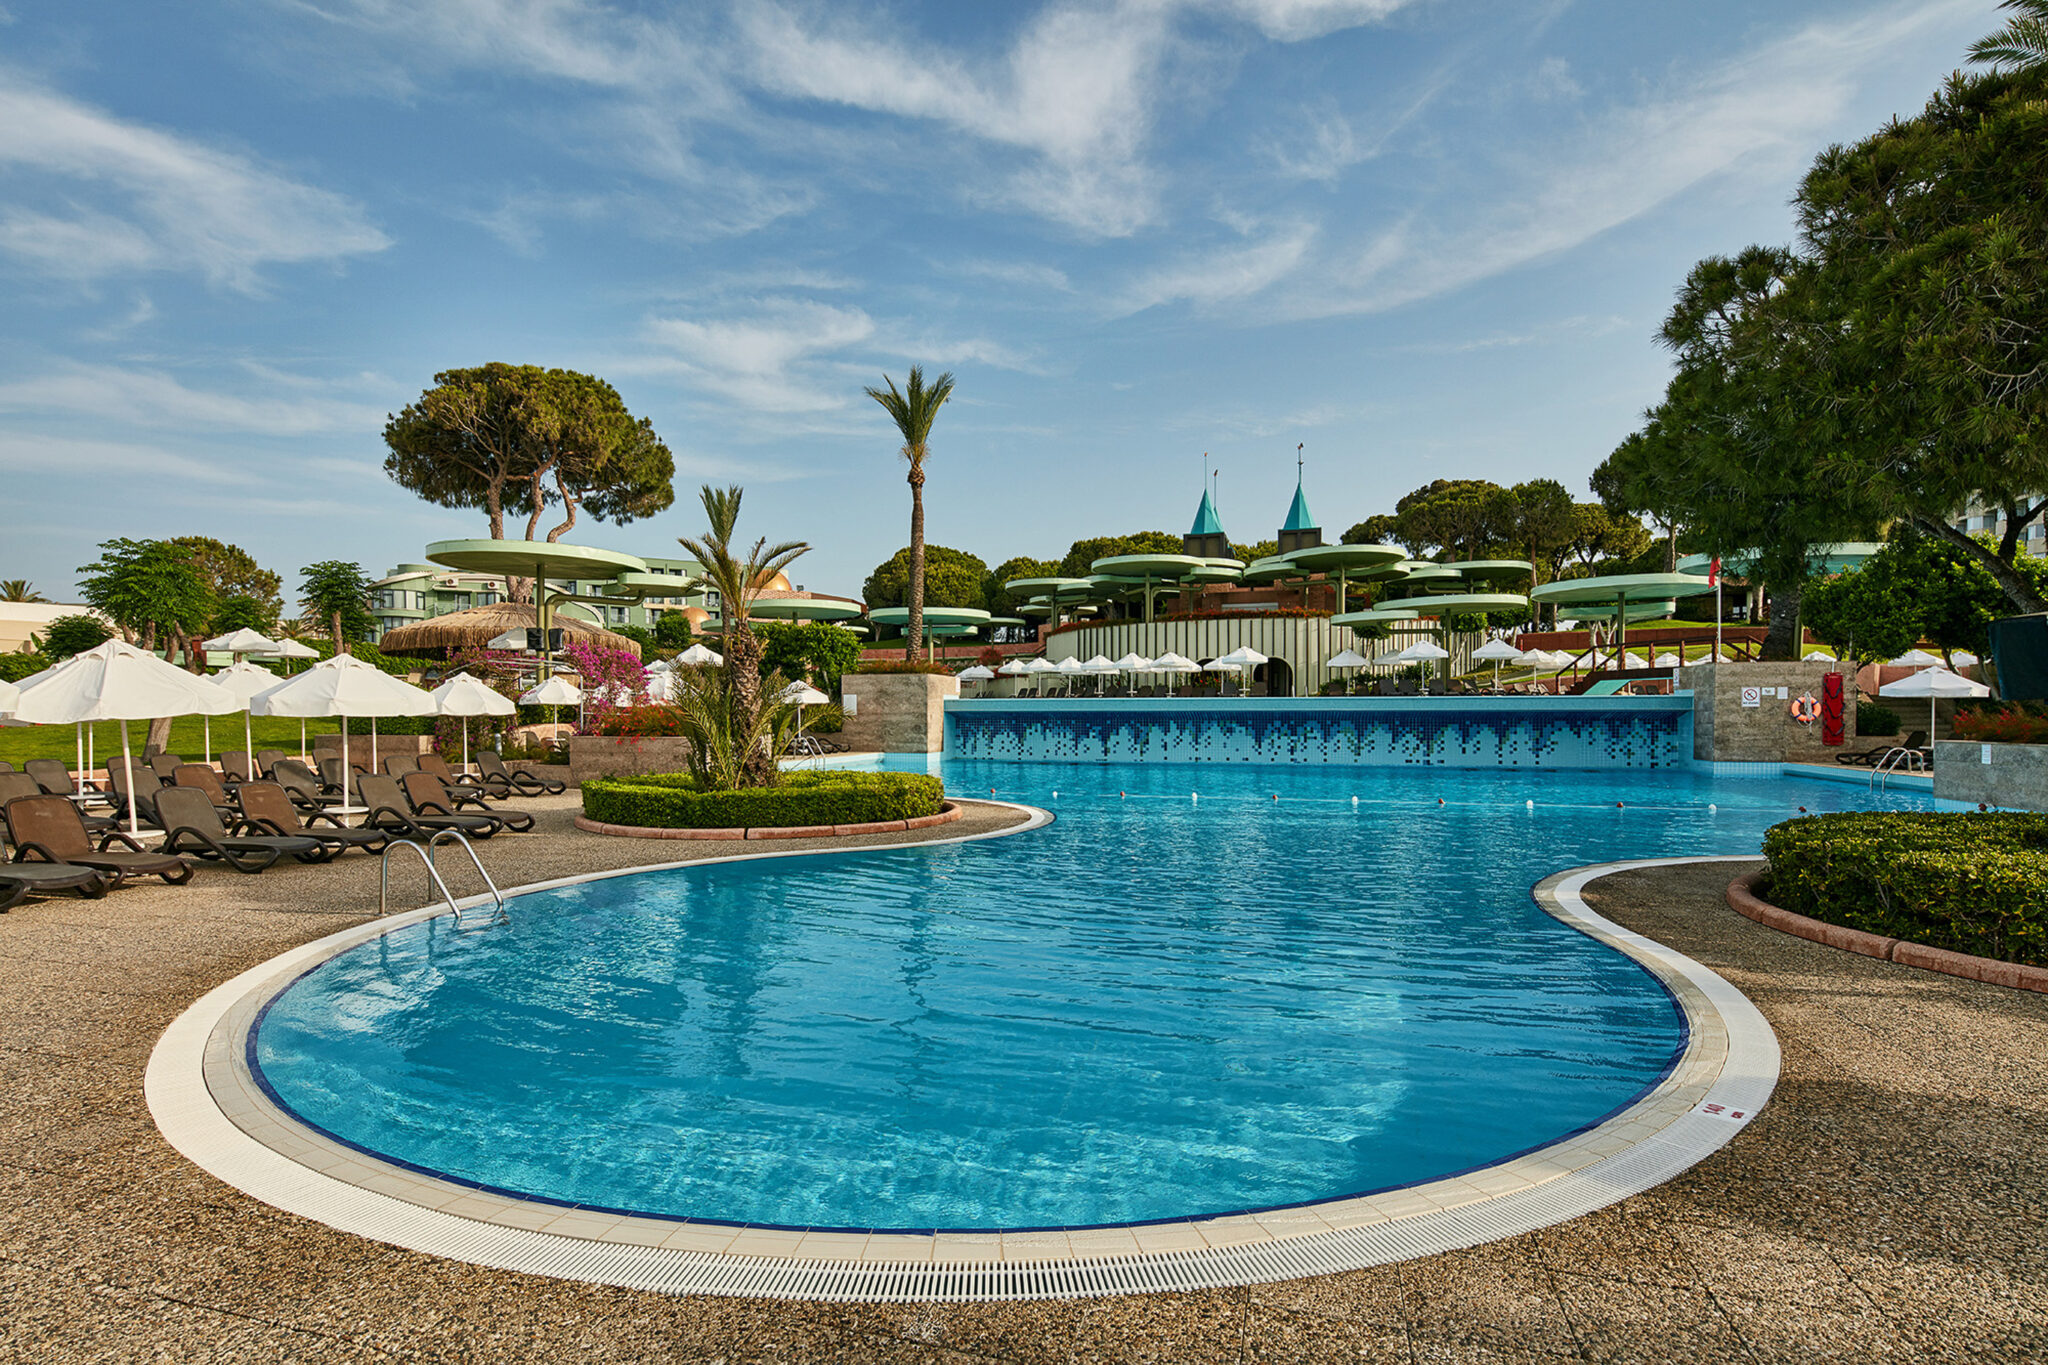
[{"left": 252, "top": 759, "right": 1934, "bottom": 1231}]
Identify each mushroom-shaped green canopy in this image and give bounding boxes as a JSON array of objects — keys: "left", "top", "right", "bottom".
[
  {"left": 1560, "top": 599, "right": 1679, "bottom": 624},
  {"left": 1367, "top": 592, "right": 1531, "bottom": 617},
  {"left": 1332, "top": 606, "right": 1421, "bottom": 626},
  {"left": 1286, "top": 543, "right": 1409, "bottom": 575},
  {"left": 1237, "top": 553, "right": 1307, "bottom": 586},
  {"left": 1530, "top": 572, "right": 1710, "bottom": 607},
  {"left": 1003, "top": 575, "right": 1094, "bottom": 598},
  {"left": 868, "top": 605, "right": 993, "bottom": 627},
  {"left": 1388, "top": 564, "right": 1466, "bottom": 592},
  {"left": 744, "top": 596, "right": 865, "bottom": 622},
  {"left": 1087, "top": 553, "right": 1220, "bottom": 580},
  {"left": 1180, "top": 561, "right": 1244, "bottom": 585},
  {"left": 1443, "top": 559, "right": 1534, "bottom": 583},
  {"left": 426, "top": 538, "right": 649, "bottom": 580}
]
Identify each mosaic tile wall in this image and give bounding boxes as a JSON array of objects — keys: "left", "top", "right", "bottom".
[{"left": 945, "top": 699, "right": 1695, "bottom": 768}]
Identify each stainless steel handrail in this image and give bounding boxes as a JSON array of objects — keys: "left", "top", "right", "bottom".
[
  {"left": 378, "top": 831, "right": 506, "bottom": 927},
  {"left": 1869, "top": 745, "right": 1927, "bottom": 791}
]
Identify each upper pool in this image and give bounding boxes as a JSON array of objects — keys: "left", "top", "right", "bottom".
[{"left": 251, "top": 759, "right": 1937, "bottom": 1232}]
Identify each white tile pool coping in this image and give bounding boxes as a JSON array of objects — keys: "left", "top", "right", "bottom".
[{"left": 147, "top": 835, "right": 1778, "bottom": 1303}]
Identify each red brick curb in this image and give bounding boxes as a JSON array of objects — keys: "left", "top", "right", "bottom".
[
  {"left": 575, "top": 802, "right": 962, "bottom": 842},
  {"left": 1726, "top": 871, "right": 2048, "bottom": 994}
]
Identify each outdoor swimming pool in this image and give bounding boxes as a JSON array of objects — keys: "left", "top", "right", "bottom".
[{"left": 250, "top": 759, "right": 1940, "bottom": 1233}]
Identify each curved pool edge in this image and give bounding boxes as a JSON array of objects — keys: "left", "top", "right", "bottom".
[{"left": 146, "top": 849, "right": 1777, "bottom": 1303}]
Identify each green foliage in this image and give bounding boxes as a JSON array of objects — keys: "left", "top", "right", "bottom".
[
  {"left": 298, "top": 560, "right": 375, "bottom": 651},
  {"left": 1956, "top": 703, "right": 2048, "bottom": 743},
  {"left": 850, "top": 660, "right": 956, "bottom": 674},
  {"left": 39, "top": 614, "right": 112, "bottom": 660},
  {"left": 983, "top": 556, "right": 1059, "bottom": 615},
  {"left": 805, "top": 702, "right": 845, "bottom": 734},
  {"left": 1231, "top": 539, "right": 1279, "bottom": 563},
  {"left": 0, "top": 653, "right": 46, "bottom": 682},
  {"left": 209, "top": 594, "right": 276, "bottom": 637},
  {"left": 653, "top": 610, "right": 696, "bottom": 649},
  {"left": 863, "top": 545, "right": 989, "bottom": 612},
  {"left": 346, "top": 641, "right": 436, "bottom": 677},
  {"left": 1802, "top": 528, "right": 2014, "bottom": 663},
  {"left": 384, "top": 363, "right": 676, "bottom": 541},
  {"left": 1856, "top": 701, "right": 1902, "bottom": 736},
  {"left": 0, "top": 580, "right": 48, "bottom": 602},
  {"left": 757, "top": 621, "right": 863, "bottom": 690},
  {"left": 76, "top": 538, "right": 213, "bottom": 654},
  {"left": 1969, "top": 0, "right": 2048, "bottom": 70},
  {"left": 660, "top": 655, "right": 801, "bottom": 790},
  {"left": 865, "top": 366, "right": 957, "bottom": 656},
  {"left": 1058, "top": 531, "right": 1180, "bottom": 578},
  {"left": 1341, "top": 515, "right": 1401, "bottom": 547},
  {"left": 611, "top": 622, "right": 655, "bottom": 651},
  {"left": 168, "top": 536, "right": 282, "bottom": 623},
  {"left": 1762, "top": 812, "right": 2048, "bottom": 966},
  {"left": 582, "top": 770, "right": 945, "bottom": 830}
]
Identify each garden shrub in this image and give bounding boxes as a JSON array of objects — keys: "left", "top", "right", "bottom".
[
  {"left": 1854, "top": 701, "right": 1900, "bottom": 737},
  {"left": 1762, "top": 812, "right": 2048, "bottom": 966},
  {"left": 805, "top": 703, "right": 845, "bottom": 734},
  {"left": 0, "top": 652, "right": 46, "bottom": 683},
  {"left": 1955, "top": 702, "right": 2048, "bottom": 745},
  {"left": 851, "top": 660, "right": 957, "bottom": 675},
  {"left": 583, "top": 770, "right": 945, "bottom": 829}
]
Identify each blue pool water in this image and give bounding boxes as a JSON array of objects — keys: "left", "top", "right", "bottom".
[{"left": 253, "top": 759, "right": 1940, "bottom": 1231}]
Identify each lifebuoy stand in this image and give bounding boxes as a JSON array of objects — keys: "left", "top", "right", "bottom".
[{"left": 1821, "top": 672, "right": 1844, "bottom": 746}]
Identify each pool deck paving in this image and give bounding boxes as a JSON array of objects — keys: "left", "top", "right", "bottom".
[{"left": 2, "top": 795, "right": 2045, "bottom": 1363}]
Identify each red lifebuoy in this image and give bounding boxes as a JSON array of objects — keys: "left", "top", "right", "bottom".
[{"left": 1790, "top": 692, "right": 1820, "bottom": 724}]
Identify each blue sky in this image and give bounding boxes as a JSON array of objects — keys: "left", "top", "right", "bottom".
[{"left": 0, "top": 0, "right": 2004, "bottom": 604}]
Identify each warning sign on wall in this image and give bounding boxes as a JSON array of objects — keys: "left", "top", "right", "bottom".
[{"left": 1740, "top": 686, "right": 1761, "bottom": 708}]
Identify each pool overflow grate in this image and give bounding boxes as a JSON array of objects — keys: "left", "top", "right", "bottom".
[{"left": 148, "top": 848, "right": 1778, "bottom": 1303}]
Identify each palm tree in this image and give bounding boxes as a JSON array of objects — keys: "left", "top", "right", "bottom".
[
  {"left": 864, "top": 366, "right": 956, "bottom": 658},
  {"left": 675, "top": 485, "right": 810, "bottom": 786},
  {"left": 0, "top": 580, "right": 47, "bottom": 602},
  {"left": 1970, "top": 0, "right": 2048, "bottom": 69}
]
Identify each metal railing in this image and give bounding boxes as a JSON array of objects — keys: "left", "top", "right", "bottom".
[
  {"left": 1870, "top": 746, "right": 1928, "bottom": 791},
  {"left": 378, "top": 829, "right": 507, "bottom": 927}
]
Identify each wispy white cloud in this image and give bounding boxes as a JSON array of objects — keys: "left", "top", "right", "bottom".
[
  {"left": 0, "top": 362, "right": 387, "bottom": 435},
  {"left": 0, "top": 73, "right": 388, "bottom": 290},
  {"left": 1112, "top": 220, "right": 1319, "bottom": 314},
  {"left": 0, "top": 430, "right": 240, "bottom": 484},
  {"left": 639, "top": 299, "right": 877, "bottom": 411},
  {"left": 945, "top": 258, "right": 1073, "bottom": 292},
  {"left": 1201, "top": 0, "right": 1420, "bottom": 41}
]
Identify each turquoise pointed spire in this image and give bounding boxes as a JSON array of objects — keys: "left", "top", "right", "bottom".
[
  {"left": 1189, "top": 487, "right": 1227, "bottom": 539},
  {"left": 1282, "top": 476, "right": 1316, "bottom": 533}
]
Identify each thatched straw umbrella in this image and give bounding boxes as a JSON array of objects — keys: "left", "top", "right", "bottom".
[{"left": 376, "top": 603, "right": 643, "bottom": 659}]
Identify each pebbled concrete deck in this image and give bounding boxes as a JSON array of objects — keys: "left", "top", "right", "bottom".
[{"left": 3, "top": 809, "right": 2045, "bottom": 1362}]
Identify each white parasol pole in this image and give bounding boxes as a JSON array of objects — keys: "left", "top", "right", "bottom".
[
  {"left": 203, "top": 714, "right": 210, "bottom": 765},
  {"left": 341, "top": 710, "right": 350, "bottom": 805},
  {"left": 244, "top": 709, "right": 254, "bottom": 780},
  {"left": 299, "top": 719, "right": 307, "bottom": 762},
  {"left": 74, "top": 723, "right": 85, "bottom": 796},
  {"left": 121, "top": 723, "right": 138, "bottom": 839}
]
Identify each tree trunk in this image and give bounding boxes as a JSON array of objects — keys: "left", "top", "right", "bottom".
[
  {"left": 330, "top": 609, "right": 345, "bottom": 656},
  {"left": 728, "top": 627, "right": 777, "bottom": 787},
  {"left": 1913, "top": 513, "right": 2048, "bottom": 614},
  {"left": 906, "top": 463, "right": 926, "bottom": 660},
  {"left": 146, "top": 716, "right": 173, "bottom": 753},
  {"left": 1760, "top": 581, "right": 1803, "bottom": 661}
]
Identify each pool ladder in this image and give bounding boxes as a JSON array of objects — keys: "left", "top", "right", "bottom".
[
  {"left": 1869, "top": 746, "right": 1928, "bottom": 791},
  {"left": 379, "top": 829, "right": 507, "bottom": 927}
]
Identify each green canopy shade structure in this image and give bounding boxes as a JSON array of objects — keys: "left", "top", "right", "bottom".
[
  {"left": 985, "top": 616, "right": 1027, "bottom": 629},
  {"left": 1286, "top": 542, "right": 1410, "bottom": 611},
  {"left": 1677, "top": 544, "right": 1882, "bottom": 578},
  {"left": 1372, "top": 592, "right": 1531, "bottom": 617},
  {"left": 426, "top": 539, "right": 652, "bottom": 678},
  {"left": 1531, "top": 572, "right": 1709, "bottom": 648},
  {"left": 1081, "top": 556, "right": 1217, "bottom": 623},
  {"left": 1003, "top": 576, "right": 1094, "bottom": 627},
  {"left": 1444, "top": 559, "right": 1535, "bottom": 583},
  {"left": 1390, "top": 565, "right": 1466, "bottom": 591},
  {"left": 1565, "top": 599, "right": 1679, "bottom": 624},
  {"left": 1180, "top": 562, "right": 1245, "bottom": 586},
  {"left": 868, "top": 605, "right": 992, "bottom": 628},
  {"left": 1237, "top": 553, "right": 1304, "bottom": 587},
  {"left": 745, "top": 596, "right": 865, "bottom": 622},
  {"left": 1332, "top": 606, "right": 1420, "bottom": 626}
]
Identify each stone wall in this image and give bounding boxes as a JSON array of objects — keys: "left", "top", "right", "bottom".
[
  {"left": 1680, "top": 662, "right": 1858, "bottom": 763},
  {"left": 313, "top": 733, "right": 432, "bottom": 773},
  {"left": 1932, "top": 741, "right": 2048, "bottom": 811},
  {"left": 567, "top": 736, "right": 692, "bottom": 783},
  {"left": 840, "top": 672, "right": 957, "bottom": 753}
]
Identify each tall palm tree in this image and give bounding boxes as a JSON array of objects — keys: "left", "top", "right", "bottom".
[
  {"left": 864, "top": 367, "right": 956, "bottom": 658},
  {"left": 0, "top": 580, "right": 47, "bottom": 602},
  {"left": 675, "top": 485, "right": 810, "bottom": 786},
  {"left": 1970, "top": 0, "right": 2048, "bottom": 70}
]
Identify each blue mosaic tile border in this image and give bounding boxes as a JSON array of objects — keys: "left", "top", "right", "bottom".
[{"left": 945, "top": 698, "right": 1694, "bottom": 768}]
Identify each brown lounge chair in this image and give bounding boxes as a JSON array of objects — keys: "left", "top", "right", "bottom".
[
  {"left": 154, "top": 786, "right": 330, "bottom": 873},
  {"left": 271, "top": 759, "right": 343, "bottom": 812},
  {"left": 236, "top": 782, "right": 391, "bottom": 857},
  {"left": 173, "top": 765, "right": 240, "bottom": 818},
  {"left": 4, "top": 794, "right": 192, "bottom": 886},
  {"left": 401, "top": 771, "right": 532, "bottom": 834},
  {"left": 414, "top": 755, "right": 495, "bottom": 809},
  {"left": 476, "top": 749, "right": 565, "bottom": 796},
  {"left": 1835, "top": 730, "right": 1928, "bottom": 766},
  {"left": 382, "top": 754, "right": 421, "bottom": 778},
  {"left": 255, "top": 749, "right": 289, "bottom": 778},
  {"left": 147, "top": 752, "right": 184, "bottom": 783},
  {"left": 0, "top": 772, "right": 116, "bottom": 836},
  {"left": 359, "top": 774, "right": 499, "bottom": 841},
  {"left": 222, "top": 751, "right": 258, "bottom": 783},
  {"left": 24, "top": 759, "right": 85, "bottom": 796},
  {"left": 0, "top": 860, "right": 109, "bottom": 910}
]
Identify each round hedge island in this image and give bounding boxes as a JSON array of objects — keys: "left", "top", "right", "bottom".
[{"left": 578, "top": 770, "right": 957, "bottom": 841}]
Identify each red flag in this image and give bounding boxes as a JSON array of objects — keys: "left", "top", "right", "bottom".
[{"left": 1708, "top": 556, "right": 1720, "bottom": 587}]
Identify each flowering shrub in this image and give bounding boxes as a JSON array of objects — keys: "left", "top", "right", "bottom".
[
  {"left": 1955, "top": 704, "right": 2048, "bottom": 745},
  {"left": 560, "top": 639, "right": 648, "bottom": 734},
  {"left": 594, "top": 703, "right": 688, "bottom": 737}
]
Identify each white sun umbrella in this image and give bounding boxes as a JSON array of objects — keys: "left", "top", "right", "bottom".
[
  {"left": 1470, "top": 637, "right": 1522, "bottom": 690},
  {"left": 1879, "top": 665, "right": 1990, "bottom": 739},
  {"left": 0, "top": 676, "right": 17, "bottom": 715},
  {"left": 1055, "top": 655, "right": 1091, "bottom": 695},
  {"left": 776, "top": 678, "right": 831, "bottom": 735},
  {"left": 197, "top": 629, "right": 282, "bottom": 763},
  {"left": 273, "top": 638, "right": 319, "bottom": 666},
  {"left": 1113, "top": 651, "right": 1153, "bottom": 673},
  {"left": 1326, "top": 648, "right": 1370, "bottom": 695},
  {"left": 956, "top": 664, "right": 996, "bottom": 689},
  {"left": 1080, "top": 653, "right": 1120, "bottom": 695},
  {"left": 520, "top": 673, "right": 583, "bottom": 731},
  {"left": 1394, "top": 638, "right": 1451, "bottom": 686},
  {"left": 675, "top": 642, "right": 724, "bottom": 667},
  {"left": 1622, "top": 651, "right": 1649, "bottom": 670},
  {"left": 209, "top": 659, "right": 285, "bottom": 782},
  {"left": 1150, "top": 650, "right": 1201, "bottom": 697},
  {"left": 11, "top": 640, "right": 240, "bottom": 835},
  {"left": 1803, "top": 648, "right": 1837, "bottom": 663},
  {"left": 1212, "top": 645, "right": 1269, "bottom": 697},
  {"left": 432, "top": 673, "right": 517, "bottom": 774},
  {"left": 1951, "top": 650, "right": 1980, "bottom": 667},
  {"left": 1889, "top": 648, "right": 1943, "bottom": 668},
  {"left": 1654, "top": 651, "right": 1683, "bottom": 667},
  {"left": 250, "top": 654, "right": 438, "bottom": 811}
]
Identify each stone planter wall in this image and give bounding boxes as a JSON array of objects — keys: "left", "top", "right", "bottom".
[
  {"left": 1933, "top": 740, "right": 2048, "bottom": 811},
  {"left": 313, "top": 733, "right": 432, "bottom": 773},
  {"left": 568, "top": 735, "right": 693, "bottom": 783},
  {"left": 839, "top": 672, "right": 958, "bottom": 753},
  {"left": 1679, "top": 662, "right": 1858, "bottom": 763}
]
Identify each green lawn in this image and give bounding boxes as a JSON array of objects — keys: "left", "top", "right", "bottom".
[{"left": 0, "top": 716, "right": 341, "bottom": 766}]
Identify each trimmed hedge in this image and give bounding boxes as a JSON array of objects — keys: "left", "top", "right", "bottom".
[
  {"left": 582, "top": 770, "right": 945, "bottom": 829},
  {"left": 1762, "top": 812, "right": 2048, "bottom": 967}
]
